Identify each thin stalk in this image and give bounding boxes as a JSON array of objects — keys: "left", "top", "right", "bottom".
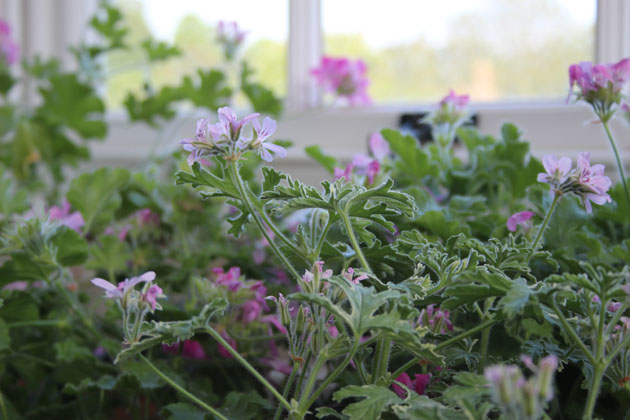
[
  {"left": 338, "top": 208, "right": 371, "bottom": 272},
  {"left": 528, "top": 194, "right": 560, "bottom": 260},
  {"left": 314, "top": 218, "right": 333, "bottom": 258},
  {"left": 138, "top": 354, "right": 227, "bottom": 419},
  {"left": 478, "top": 327, "right": 491, "bottom": 374},
  {"left": 273, "top": 364, "right": 299, "bottom": 420},
  {"left": 298, "top": 355, "right": 326, "bottom": 406},
  {"left": 228, "top": 161, "right": 301, "bottom": 281},
  {"left": 294, "top": 351, "right": 313, "bottom": 397},
  {"left": 606, "top": 303, "right": 628, "bottom": 336},
  {"left": 205, "top": 326, "right": 291, "bottom": 411},
  {"left": 300, "top": 337, "right": 360, "bottom": 415},
  {"left": 550, "top": 298, "right": 596, "bottom": 365},
  {"left": 390, "top": 318, "right": 500, "bottom": 380},
  {"left": 374, "top": 338, "right": 392, "bottom": 383},
  {"left": 582, "top": 363, "right": 605, "bottom": 420},
  {"left": 602, "top": 120, "right": 630, "bottom": 214},
  {"left": 259, "top": 205, "right": 310, "bottom": 264},
  {"left": 54, "top": 280, "right": 101, "bottom": 339},
  {"left": 372, "top": 338, "right": 385, "bottom": 383}
]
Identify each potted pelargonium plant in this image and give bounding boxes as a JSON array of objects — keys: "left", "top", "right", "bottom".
[{"left": 2, "top": 6, "right": 630, "bottom": 419}]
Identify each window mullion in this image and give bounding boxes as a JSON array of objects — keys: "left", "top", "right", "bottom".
[
  {"left": 596, "top": 0, "right": 630, "bottom": 63},
  {"left": 287, "top": 0, "right": 322, "bottom": 113}
]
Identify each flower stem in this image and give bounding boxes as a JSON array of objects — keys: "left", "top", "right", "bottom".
[
  {"left": 602, "top": 120, "right": 630, "bottom": 215},
  {"left": 582, "top": 362, "right": 605, "bottom": 420},
  {"left": 138, "top": 354, "right": 227, "bottom": 420},
  {"left": 550, "top": 297, "right": 596, "bottom": 365},
  {"left": 338, "top": 207, "right": 371, "bottom": 272},
  {"left": 273, "top": 363, "right": 299, "bottom": 420},
  {"left": 228, "top": 160, "right": 301, "bottom": 282},
  {"left": 528, "top": 194, "right": 560, "bottom": 260},
  {"left": 204, "top": 326, "right": 292, "bottom": 411},
  {"left": 390, "top": 318, "right": 499, "bottom": 380}
]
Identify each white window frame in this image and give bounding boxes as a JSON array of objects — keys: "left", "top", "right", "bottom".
[{"left": 2, "top": 0, "right": 629, "bottom": 182}]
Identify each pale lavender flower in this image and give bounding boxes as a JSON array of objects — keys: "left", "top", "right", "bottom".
[
  {"left": 537, "top": 155, "right": 572, "bottom": 189},
  {"left": 217, "top": 106, "right": 259, "bottom": 142},
  {"left": 179, "top": 118, "right": 218, "bottom": 165},
  {"left": 217, "top": 21, "right": 247, "bottom": 60},
  {"left": 573, "top": 152, "right": 612, "bottom": 213},
  {"left": 334, "top": 164, "right": 354, "bottom": 182},
  {"left": 244, "top": 116, "right": 286, "bottom": 162},
  {"left": 369, "top": 132, "right": 390, "bottom": 162},
  {"left": 609, "top": 301, "right": 623, "bottom": 313},
  {"left": 507, "top": 211, "right": 534, "bottom": 232},
  {"left": 143, "top": 284, "right": 164, "bottom": 311},
  {"left": 49, "top": 200, "right": 84, "bottom": 233},
  {"left": 91, "top": 271, "right": 156, "bottom": 300}
]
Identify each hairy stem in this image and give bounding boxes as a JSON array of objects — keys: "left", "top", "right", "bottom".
[
  {"left": 205, "top": 326, "right": 292, "bottom": 411},
  {"left": 550, "top": 298, "right": 596, "bottom": 365},
  {"left": 273, "top": 363, "right": 299, "bottom": 420},
  {"left": 138, "top": 354, "right": 227, "bottom": 419},
  {"left": 602, "top": 120, "right": 630, "bottom": 215},
  {"left": 229, "top": 160, "right": 301, "bottom": 281},
  {"left": 582, "top": 363, "right": 605, "bottom": 420},
  {"left": 528, "top": 194, "right": 560, "bottom": 260},
  {"left": 338, "top": 207, "right": 371, "bottom": 272}
]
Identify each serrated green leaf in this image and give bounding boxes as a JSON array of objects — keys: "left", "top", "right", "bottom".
[
  {"left": 333, "top": 385, "right": 400, "bottom": 420},
  {"left": 501, "top": 278, "right": 535, "bottom": 318}
]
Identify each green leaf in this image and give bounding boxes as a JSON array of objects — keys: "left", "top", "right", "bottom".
[
  {"left": 240, "top": 62, "right": 283, "bottom": 117},
  {"left": 175, "top": 162, "right": 239, "bottom": 200},
  {"left": 123, "top": 86, "right": 185, "bottom": 126},
  {"left": 54, "top": 339, "right": 94, "bottom": 363},
  {"left": 182, "top": 70, "right": 232, "bottom": 111},
  {"left": 37, "top": 73, "right": 107, "bottom": 139},
  {"left": 162, "top": 403, "right": 207, "bottom": 420},
  {"left": 141, "top": 38, "right": 181, "bottom": 62},
  {"left": 381, "top": 129, "right": 439, "bottom": 180},
  {"left": 333, "top": 385, "right": 400, "bottom": 420},
  {"left": 50, "top": 226, "right": 89, "bottom": 267},
  {"left": 391, "top": 393, "right": 466, "bottom": 420},
  {"left": 0, "top": 319, "right": 10, "bottom": 352},
  {"left": 67, "top": 167, "right": 131, "bottom": 233},
  {"left": 501, "top": 277, "right": 535, "bottom": 318},
  {"left": 305, "top": 145, "right": 337, "bottom": 174},
  {"left": 217, "top": 391, "right": 273, "bottom": 420},
  {"left": 89, "top": 3, "right": 127, "bottom": 49},
  {"left": 87, "top": 234, "right": 130, "bottom": 275}
]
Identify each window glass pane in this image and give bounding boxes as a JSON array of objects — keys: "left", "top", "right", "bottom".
[
  {"left": 107, "top": 0, "right": 287, "bottom": 108},
  {"left": 323, "top": 0, "right": 595, "bottom": 103}
]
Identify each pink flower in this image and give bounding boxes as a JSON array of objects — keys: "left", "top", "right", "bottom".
[
  {"left": 418, "top": 304, "right": 453, "bottom": 334},
  {"left": 213, "top": 267, "right": 243, "bottom": 292},
  {"left": 569, "top": 59, "right": 630, "bottom": 99},
  {"left": 242, "top": 117, "right": 286, "bottom": 162},
  {"left": 365, "top": 160, "right": 380, "bottom": 185},
  {"left": 137, "top": 208, "right": 159, "bottom": 226},
  {"left": 2, "top": 281, "right": 28, "bottom": 291},
  {"left": 242, "top": 299, "right": 263, "bottom": 323},
  {"left": 537, "top": 155, "right": 572, "bottom": 192},
  {"left": 507, "top": 211, "right": 534, "bottom": 232},
  {"left": 143, "top": 284, "right": 164, "bottom": 311},
  {"left": 217, "top": 107, "right": 259, "bottom": 142},
  {"left": 0, "top": 20, "right": 19, "bottom": 66},
  {"left": 311, "top": 56, "right": 371, "bottom": 105},
  {"left": 574, "top": 152, "right": 612, "bottom": 213},
  {"left": 369, "top": 132, "right": 390, "bottom": 162},
  {"left": 341, "top": 268, "right": 368, "bottom": 285},
  {"left": 608, "top": 301, "right": 622, "bottom": 313},
  {"left": 91, "top": 271, "right": 156, "bottom": 300},
  {"left": 334, "top": 164, "right": 354, "bottom": 182},
  {"left": 392, "top": 372, "right": 431, "bottom": 398},
  {"left": 163, "top": 340, "right": 207, "bottom": 360},
  {"left": 180, "top": 119, "right": 218, "bottom": 165},
  {"left": 217, "top": 330, "right": 237, "bottom": 358},
  {"left": 49, "top": 200, "right": 84, "bottom": 233},
  {"left": 440, "top": 89, "right": 470, "bottom": 110}
]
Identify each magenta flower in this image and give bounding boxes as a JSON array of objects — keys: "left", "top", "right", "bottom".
[
  {"left": 418, "top": 304, "right": 453, "bottom": 334},
  {"left": 440, "top": 89, "right": 470, "bottom": 110},
  {"left": 537, "top": 155, "right": 572, "bottom": 192},
  {"left": 217, "top": 330, "right": 237, "bottom": 358},
  {"left": 341, "top": 267, "right": 368, "bottom": 285},
  {"left": 392, "top": 372, "right": 431, "bottom": 398},
  {"left": 311, "top": 56, "right": 371, "bottom": 105},
  {"left": 369, "top": 132, "right": 390, "bottom": 162},
  {"left": 334, "top": 164, "right": 354, "bottom": 182},
  {"left": 573, "top": 152, "right": 612, "bottom": 213},
  {"left": 137, "top": 208, "right": 160, "bottom": 226},
  {"left": 163, "top": 340, "right": 207, "bottom": 360},
  {"left": 507, "top": 211, "right": 534, "bottom": 232},
  {"left": 0, "top": 20, "right": 19, "bottom": 66},
  {"left": 242, "top": 299, "right": 263, "bottom": 323},
  {"left": 91, "top": 271, "right": 156, "bottom": 300},
  {"left": 49, "top": 200, "right": 84, "bottom": 233},
  {"left": 243, "top": 116, "right": 286, "bottom": 162}
]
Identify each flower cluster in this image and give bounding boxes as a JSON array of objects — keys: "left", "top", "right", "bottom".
[
  {"left": 537, "top": 152, "right": 612, "bottom": 212},
  {"left": 180, "top": 107, "right": 286, "bottom": 164},
  {"left": 334, "top": 132, "right": 389, "bottom": 186},
  {"left": 0, "top": 20, "right": 18, "bottom": 66},
  {"left": 485, "top": 354, "right": 558, "bottom": 420},
  {"left": 311, "top": 56, "right": 371, "bottom": 105},
  {"left": 417, "top": 304, "right": 453, "bottom": 334},
  {"left": 91, "top": 271, "right": 164, "bottom": 312},
  {"left": 392, "top": 372, "right": 431, "bottom": 398},
  {"left": 49, "top": 200, "right": 84, "bottom": 233},
  {"left": 568, "top": 58, "right": 630, "bottom": 121},
  {"left": 216, "top": 21, "right": 246, "bottom": 61}
]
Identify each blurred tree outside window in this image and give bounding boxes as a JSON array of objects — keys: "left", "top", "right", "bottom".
[
  {"left": 323, "top": 0, "right": 595, "bottom": 103},
  {"left": 106, "top": 0, "right": 287, "bottom": 109}
]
